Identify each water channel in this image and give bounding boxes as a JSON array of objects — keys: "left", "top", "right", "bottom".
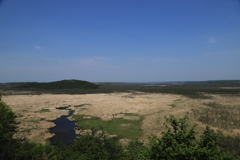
[{"left": 49, "top": 106, "right": 77, "bottom": 146}]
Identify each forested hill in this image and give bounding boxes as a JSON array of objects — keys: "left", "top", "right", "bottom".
[{"left": 13, "top": 80, "right": 99, "bottom": 89}]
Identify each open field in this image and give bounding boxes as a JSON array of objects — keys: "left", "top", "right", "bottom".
[{"left": 2, "top": 88, "right": 240, "bottom": 145}]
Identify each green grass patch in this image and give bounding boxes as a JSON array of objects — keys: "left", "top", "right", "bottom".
[
  {"left": 168, "top": 104, "right": 176, "bottom": 108},
  {"left": 122, "top": 113, "right": 140, "bottom": 116},
  {"left": 72, "top": 114, "right": 144, "bottom": 139},
  {"left": 34, "top": 109, "right": 50, "bottom": 113},
  {"left": 174, "top": 99, "right": 182, "bottom": 101},
  {"left": 74, "top": 104, "right": 90, "bottom": 108}
]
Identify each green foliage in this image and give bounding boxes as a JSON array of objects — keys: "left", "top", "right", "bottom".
[
  {"left": 71, "top": 132, "right": 125, "bottom": 160},
  {"left": 17, "top": 142, "right": 56, "bottom": 160},
  {"left": 14, "top": 79, "right": 99, "bottom": 90},
  {"left": 137, "top": 115, "right": 238, "bottom": 160},
  {"left": 218, "top": 134, "right": 240, "bottom": 157},
  {"left": 17, "top": 133, "right": 125, "bottom": 160},
  {"left": 125, "top": 139, "right": 145, "bottom": 160},
  {"left": 0, "top": 101, "right": 22, "bottom": 159}
]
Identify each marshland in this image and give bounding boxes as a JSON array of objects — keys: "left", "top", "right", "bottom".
[{"left": 1, "top": 80, "right": 240, "bottom": 159}]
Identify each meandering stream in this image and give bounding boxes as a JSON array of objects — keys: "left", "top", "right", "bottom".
[{"left": 49, "top": 106, "right": 76, "bottom": 146}]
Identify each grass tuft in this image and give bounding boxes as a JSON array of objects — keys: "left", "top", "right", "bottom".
[
  {"left": 34, "top": 109, "right": 50, "bottom": 113},
  {"left": 72, "top": 114, "right": 144, "bottom": 139},
  {"left": 74, "top": 104, "right": 90, "bottom": 108},
  {"left": 168, "top": 104, "right": 176, "bottom": 108}
]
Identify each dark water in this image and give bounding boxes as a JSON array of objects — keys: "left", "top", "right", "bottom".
[{"left": 49, "top": 106, "right": 76, "bottom": 146}]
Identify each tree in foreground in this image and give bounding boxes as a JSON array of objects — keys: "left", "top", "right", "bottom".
[
  {"left": 0, "top": 97, "right": 23, "bottom": 159},
  {"left": 17, "top": 132, "right": 126, "bottom": 160},
  {"left": 137, "top": 114, "right": 238, "bottom": 160}
]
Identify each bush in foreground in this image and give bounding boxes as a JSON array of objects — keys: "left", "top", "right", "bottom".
[
  {"left": 137, "top": 115, "right": 237, "bottom": 160},
  {"left": 0, "top": 100, "right": 23, "bottom": 159}
]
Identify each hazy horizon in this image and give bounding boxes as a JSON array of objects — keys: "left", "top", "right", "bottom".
[
  {"left": 1, "top": 0, "right": 240, "bottom": 83},
  {"left": 1, "top": 79, "right": 240, "bottom": 84}
]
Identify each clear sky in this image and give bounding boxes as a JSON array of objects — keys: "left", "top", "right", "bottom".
[{"left": 0, "top": 0, "right": 240, "bottom": 82}]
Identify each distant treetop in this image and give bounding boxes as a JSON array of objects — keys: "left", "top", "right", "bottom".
[{"left": 14, "top": 79, "right": 99, "bottom": 89}]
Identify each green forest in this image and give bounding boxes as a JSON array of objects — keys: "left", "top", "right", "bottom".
[{"left": 12, "top": 80, "right": 99, "bottom": 90}]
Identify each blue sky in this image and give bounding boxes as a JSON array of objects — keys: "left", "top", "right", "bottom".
[{"left": 0, "top": 0, "right": 240, "bottom": 82}]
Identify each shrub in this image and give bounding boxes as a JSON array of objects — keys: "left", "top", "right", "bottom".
[
  {"left": 137, "top": 115, "right": 238, "bottom": 160},
  {"left": 71, "top": 132, "right": 125, "bottom": 160},
  {"left": 0, "top": 101, "right": 22, "bottom": 159}
]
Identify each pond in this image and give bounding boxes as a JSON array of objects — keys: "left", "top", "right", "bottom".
[{"left": 49, "top": 106, "right": 76, "bottom": 146}]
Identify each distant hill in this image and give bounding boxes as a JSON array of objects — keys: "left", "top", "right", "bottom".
[{"left": 13, "top": 80, "right": 99, "bottom": 89}]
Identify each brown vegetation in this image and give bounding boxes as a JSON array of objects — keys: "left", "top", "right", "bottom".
[{"left": 2, "top": 92, "right": 240, "bottom": 143}]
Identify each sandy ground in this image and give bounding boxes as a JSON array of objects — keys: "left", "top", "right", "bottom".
[{"left": 2, "top": 92, "right": 240, "bottom": 143}]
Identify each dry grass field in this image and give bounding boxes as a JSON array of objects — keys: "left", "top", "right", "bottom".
[{"left": 2, "top": 90, "right": 240, "bottom": 144}]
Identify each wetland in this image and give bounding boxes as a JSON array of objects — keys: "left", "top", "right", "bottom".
[{"left": 1, "top": 80, "right": 240, "bottom": 147}]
